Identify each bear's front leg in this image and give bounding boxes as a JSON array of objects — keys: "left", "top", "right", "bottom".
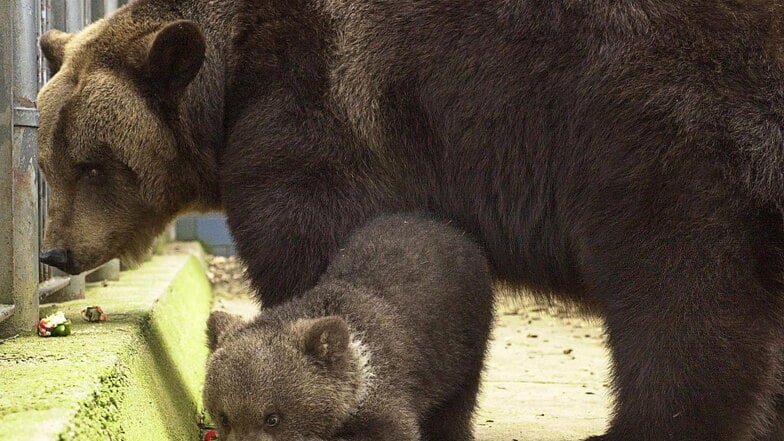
[{"left": 221, "top": 102, "right": 394, "bottom": 306}]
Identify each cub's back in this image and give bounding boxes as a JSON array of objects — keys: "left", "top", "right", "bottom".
[{"left": 322, "top": 213, "right": 494, "bottom": 410}]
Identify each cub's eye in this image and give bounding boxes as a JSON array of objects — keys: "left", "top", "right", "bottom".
[{"left": 264, "top": 413, "right": 280, "bottom": 427}]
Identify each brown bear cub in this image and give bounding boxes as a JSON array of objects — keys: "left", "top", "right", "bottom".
[{"left": 203, "top": 214, "right": 493, "bottom": 441}]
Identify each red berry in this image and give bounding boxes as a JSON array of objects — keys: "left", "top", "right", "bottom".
[{"left": 204, "top": 429, "right": 219, "bottom": 441}]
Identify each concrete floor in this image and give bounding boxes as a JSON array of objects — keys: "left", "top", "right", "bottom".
[{"left": 475, "top": 299, "right": 611, "bottom": 441}]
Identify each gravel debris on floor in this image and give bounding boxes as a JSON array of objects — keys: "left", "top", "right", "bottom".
[
  {"left": 206, "top": 255, "right": 259, "bottom": 317},
  {"left": 206, "top": 255, "right": 252, "bottom": 296}
]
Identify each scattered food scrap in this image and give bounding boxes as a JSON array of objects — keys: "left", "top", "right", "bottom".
[
  {"left": 81, "top": 305, "right": 107, "bottom": 322},
  {"left": 38, "top": 311, "right": 72, "bottom": 337}
]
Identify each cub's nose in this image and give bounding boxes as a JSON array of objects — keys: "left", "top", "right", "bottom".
[{"left": 40, "top": 248, "right": 71, "bottom": 271}]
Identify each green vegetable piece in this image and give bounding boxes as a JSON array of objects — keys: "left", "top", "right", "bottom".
[{"left": 53, "top": 320, "right": 72, "bottom": 336}]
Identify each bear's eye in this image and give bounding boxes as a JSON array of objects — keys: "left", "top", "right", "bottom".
[
  {"left": 77, "top": 163, "right": 101, "bottom": 181},
  {"left": 219, "top": 413, "right": 230, "bottom": 428},
  {"left": 264, "top": 413, "right": 281, "bottom": 427}
]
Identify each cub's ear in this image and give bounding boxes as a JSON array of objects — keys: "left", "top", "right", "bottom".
[
  {"left": 144, "top": 20, "right": 206, "bottom": 96},
  {"left": 292, "top": 316, "right": 350, "bottom": 365},
  {"left": 40, "top": 29, "right": 73, "bottom": 74},
  {"left": 207, "top": 311, "right": 244, "bottom": 351}
]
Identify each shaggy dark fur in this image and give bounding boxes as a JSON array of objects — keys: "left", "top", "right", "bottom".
[
  {"left": 204, "top": 214, "right": 494, "bottom": 441},
  {"left": 37, "top": 0, "right": 784, "bottom": 439}
]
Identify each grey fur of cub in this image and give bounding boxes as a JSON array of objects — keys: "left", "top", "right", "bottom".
[{"left": 204, "top": 213, "right": 494, "bottom": 441}]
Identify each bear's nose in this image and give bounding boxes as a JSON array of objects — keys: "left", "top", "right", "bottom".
[{"left": 40, "top": 248, "right": 72, "bottom": 271}]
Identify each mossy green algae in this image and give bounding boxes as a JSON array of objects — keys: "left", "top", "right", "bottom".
[{"left": 0, "top": 252, "right": 212, "bottom": 441}]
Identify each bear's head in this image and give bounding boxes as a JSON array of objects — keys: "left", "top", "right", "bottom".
[
  {"left": 36, "top": 9, "right": 214, "bottom": 274},
  {"left": 204, "top": 311, "right": 372, "bottom": 441}
]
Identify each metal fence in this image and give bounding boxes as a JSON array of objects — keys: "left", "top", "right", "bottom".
[{"left": 1, "top": 0, "right": 126, "bottom": 338}]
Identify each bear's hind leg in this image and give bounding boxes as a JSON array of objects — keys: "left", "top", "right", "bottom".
[
  {"left": 581, "top": 204, "right": 784, "bottom": 441},
  {"left": 755, "top": 393, "right": 784, "bottom": 441}
]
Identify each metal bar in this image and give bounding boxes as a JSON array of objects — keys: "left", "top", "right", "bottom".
[
  {"left": 104, "top": 0, "right": 117, "bottom": 12},
  {"left": 0, "top": 305, "right": 14, "bottom": 323},
  {"left": 4, "top": 0, "right": 42, "bottom": 336},
  {"left": 90, "top": 0, "right": 103, "bottom": 21},
  {"left": 82, "top": 0, "right": 90, "bottom": 26},
  {"left": 37, "top": 276, "right": 71, "bottom": 300},
  {"left": 38, "top": 180, "right": 49, "bottom": 283},
  {"left": 64, "top": 0, "right": 82, "bottom": 33},
  {"left": 39, "top": 0, "right": 52, "bottom": 286},
  {"left": 0, "top": 0, "right": 14, "bottom": 310},
  {"left": 48, "top": 0, "right": 66, "bottom": 33},
  {"left": 39, "top": 258, "right": 119, "bottom": 303},
  {"left": 10, "top": 130, "right": 39, "bottom": 332},
  {"left": 13, "top": 107, "right": 38, "bottom": 128}
]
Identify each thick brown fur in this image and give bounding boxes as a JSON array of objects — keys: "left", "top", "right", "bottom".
[
  {"left": 204, "top": 214, "right": 494, "bottom": 441},
  {"left": 36, "top": 1, "right": 784, "bottom": 439}
]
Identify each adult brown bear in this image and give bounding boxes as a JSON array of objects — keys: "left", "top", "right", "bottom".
[{"left": 36, "top": 0, "right": 784, "bottom": 440}]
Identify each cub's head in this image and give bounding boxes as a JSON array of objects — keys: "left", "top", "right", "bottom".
[
  {"left": 204, "top": 311, "right": 370, "bottom": 441},
  {"left": 36, "top": 8, "right": 209, "bottom": 273}
]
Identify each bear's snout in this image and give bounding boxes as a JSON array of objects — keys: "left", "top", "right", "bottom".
[{"left": 39, "top": 248, "right": 73, "bottom": 273}]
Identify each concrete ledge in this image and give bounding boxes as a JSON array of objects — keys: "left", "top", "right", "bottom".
[{"left": 0, "top": 251, "right": 212, "bottom": 441}]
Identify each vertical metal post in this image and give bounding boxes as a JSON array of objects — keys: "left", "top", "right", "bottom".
[
  {"left": 103, "top": 0, "right": 117, "bottom": 15},
  {"left": 48, "top": 0, "right": 66, "bottom": 33},
  {"left": 82, "top": 0, "right": 90, "bottom": 26},
  {"left": 5, "top": 0, "right": 42, "bottom": 336},
  {"left": 39, "top": 0, "right": 51, "bottom": 286},
  {"left": 64, "top": 0, "right": 83, "bottom": 33},
  {"left": 90, "top": 0, "right": 103, "bottom": 21},
  {"left": 0, "top": 0, "right": 14, "bottom": 309}
]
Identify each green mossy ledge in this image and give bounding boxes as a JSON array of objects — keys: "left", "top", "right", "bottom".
[{"left": 0, "top": 251, "right": 213, "bottom": 441}]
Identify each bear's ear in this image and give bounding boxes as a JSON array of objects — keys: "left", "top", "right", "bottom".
[
  {"left": 40, "top": 29, "right": 73, "bottom": 74},
  {"left": 207, "top": 311, "right": 244, "bottom": 351},
  {"left": 143, "top": 20, "right": 206, "bottom": 96},
  {"left": 292, "top": 316, "right": 351, "bottom": 365}
]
